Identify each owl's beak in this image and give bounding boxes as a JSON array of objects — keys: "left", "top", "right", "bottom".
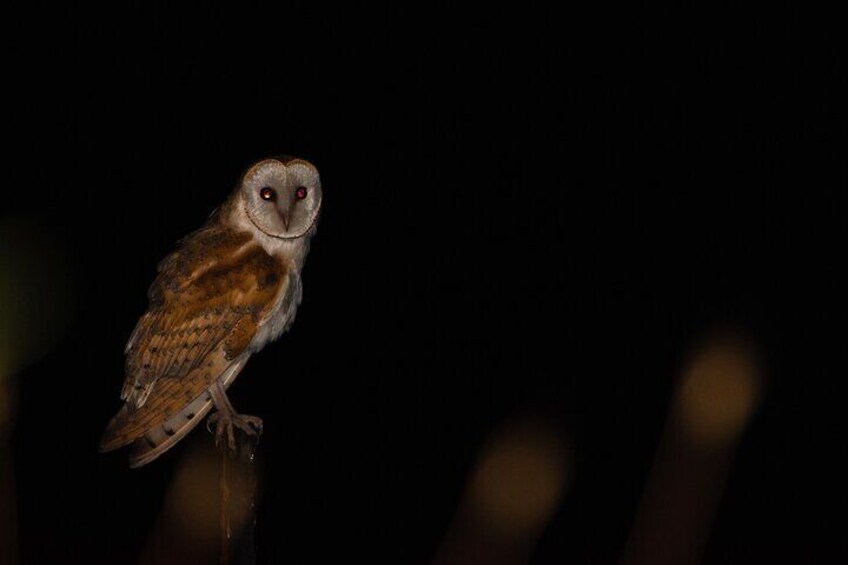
[{"left": 278, "top": 206, "right": 291, "bottom": 231}]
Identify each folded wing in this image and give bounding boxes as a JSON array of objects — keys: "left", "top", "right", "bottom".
[{"left": 100, "top": 224, "right": 287, "bottom": 460}]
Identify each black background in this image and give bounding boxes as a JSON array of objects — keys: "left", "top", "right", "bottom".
[{"left": 5, "top": 4, "right": 846, "bottom": 563}]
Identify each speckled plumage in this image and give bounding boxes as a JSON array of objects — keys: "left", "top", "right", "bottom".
[{"left": 100, "top": 157, "right": 321, "bottom": 467}]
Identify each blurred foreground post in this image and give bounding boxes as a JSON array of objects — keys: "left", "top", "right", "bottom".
[
  {"left": 621, "top": 332, "right": 763, "bottom": 565},
  {"left": 220, "top": 436, "right": 259, "bottom": 565},
  {"left": 221, "top": 446, "right": 231, "bottom": 565},
  {"left": 434, "top": 416, "right": 570, "bottom": 565},
  {"left": 141, "top": 435, "right": 260, "bottom": 565}
]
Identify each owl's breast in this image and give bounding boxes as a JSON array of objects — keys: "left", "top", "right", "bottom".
[{"left": 250, "top": 268, "right": 303, "bottom": 352}]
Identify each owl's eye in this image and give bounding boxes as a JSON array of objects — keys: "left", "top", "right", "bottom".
[
  {"left": 295, "top": 186, "right": 308, "bottom": 200},
  {"left": 260, "top": 187, "right": 276, "bottom": 201}
]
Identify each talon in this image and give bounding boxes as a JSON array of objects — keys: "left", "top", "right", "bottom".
[
  {"left": 206, "top": 414, "right": 217, "bottom": 434},
  {"left": 236, "top": 415, "right": 263, "bottom": 437},
  {"left": 206, "top": 410, "right": 263, "bottom": 453},
  {"left": 227, "top": 424, "right": 236, "bottom": 451}
]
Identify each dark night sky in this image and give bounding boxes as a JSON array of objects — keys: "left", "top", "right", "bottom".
[{"left": 4, "top": 4, "right": 846, "bottom": 563}]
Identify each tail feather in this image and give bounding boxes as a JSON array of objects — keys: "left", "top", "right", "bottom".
[
  {"left": 100, "top": 355, "right": 249, "bottom": 466},
  {"left": 99, "top": 406, "right": 134, "bottom": 452},
  {"left": 128, "top": 390, "right": 215, "bottom": 468}
]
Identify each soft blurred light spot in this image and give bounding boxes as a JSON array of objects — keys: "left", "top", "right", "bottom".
[
  {"left": 467, "top": 417, "right": 570, "bottom": 540},
  {"left": 622, "top": 331, "right": 764, "bottom": 565},
  {"left": 677, "top": 332, "right": 763, "bottom": 448}
]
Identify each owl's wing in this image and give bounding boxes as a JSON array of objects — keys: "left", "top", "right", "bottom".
[
  {"left": 101, "top": 341, "right": 247, "bottom": 465},
  {"left": 120, "top": 226, "right": 285, "bottom": 408},
  {"left": 100, "top": 226, "right": 288, "bottom": 457}
]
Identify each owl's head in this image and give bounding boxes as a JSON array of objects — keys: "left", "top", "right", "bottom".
[{"left": 238, "top": 157, "right": 322, "bottom": 239}]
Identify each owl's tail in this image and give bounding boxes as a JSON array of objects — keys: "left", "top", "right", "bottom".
[
  {"left": 100, "top": 357, "right": 249, "bottom": 467},
  {"left": 99, "top": 406, "right": 134, "bottom": 452},
  {"left": 99, "top": 389, "right": 215, "bottom": 467},
  {"left": 128, "top": 390, "right": 217, "bottom": 468}
]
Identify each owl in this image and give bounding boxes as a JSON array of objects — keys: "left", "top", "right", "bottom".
[{"left": 100, "top": 157, "right": 322, "bottom": 467}]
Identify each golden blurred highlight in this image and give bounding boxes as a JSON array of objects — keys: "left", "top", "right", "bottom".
[
  {"left": 677, "top": 333, "right": 762, "bottom": 448},
  {"left": 140, "top": 437, "right": 260, "bottom": 565},
  {"left": 468, "top": 418, "right": 569, "bottom": 539},
  {"left": 1, "top": 215, "right": 77, "bottom": 565},
  {"left": 621, "top": 330, "right": 764, "bottom": 565},
  {"left": 434, "top": 416, "right": 571, "bottom": 565}
]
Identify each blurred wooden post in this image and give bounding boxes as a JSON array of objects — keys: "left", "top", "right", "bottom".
[
  {"left": 220, "top": 435, "right": 259, "bottom": 565},
  {"left": 620, "top": 412, "right": 738, "bottom": 564},
  {"left": 433, "top": 417, "right": 569, "bottom": 565},
  {"left": 620, "top": 333, "right": 762, "bottom": 565},
  {"left": 220, "top": 448, "right": 231, "bottom": 565},
  {"left": 140, "top": 433, "right": 260, "bottom": 565}
]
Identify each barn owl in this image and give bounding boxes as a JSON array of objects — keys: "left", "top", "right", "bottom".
[{"left": 100, "top": 157, "right": 322, "bottom": 467}]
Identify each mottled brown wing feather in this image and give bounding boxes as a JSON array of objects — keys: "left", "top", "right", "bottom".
[
  {"left": 119, "top": 225, "right": 285, "bottom": 408},
  {"left": 101, "top": 223, "right": 287, "bottom": 452},
  {"left": 100, "top": 342, "right": 234, "bottom": 452},
  {"left": 126, "top": 353, "right": 250, "bottom": 467}
]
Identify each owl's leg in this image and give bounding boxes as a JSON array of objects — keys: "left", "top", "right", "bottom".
[{"left": 206, "top": 381, "right": 263, "bottom": 451}]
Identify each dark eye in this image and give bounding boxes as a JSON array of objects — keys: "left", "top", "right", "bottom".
[
  {"left": 295, "top": 186, "right": 308, "bottom": 200},
  {"left": 260, "top": 186, "right": 276, "bottom": 201}
]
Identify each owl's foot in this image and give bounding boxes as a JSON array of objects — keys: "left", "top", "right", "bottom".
[
  {"left": 206, "top": 380, "right": 263, "bottom": 452},
  {"left": 206, "top": 411, "right": 263, "bottom": 451}
]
